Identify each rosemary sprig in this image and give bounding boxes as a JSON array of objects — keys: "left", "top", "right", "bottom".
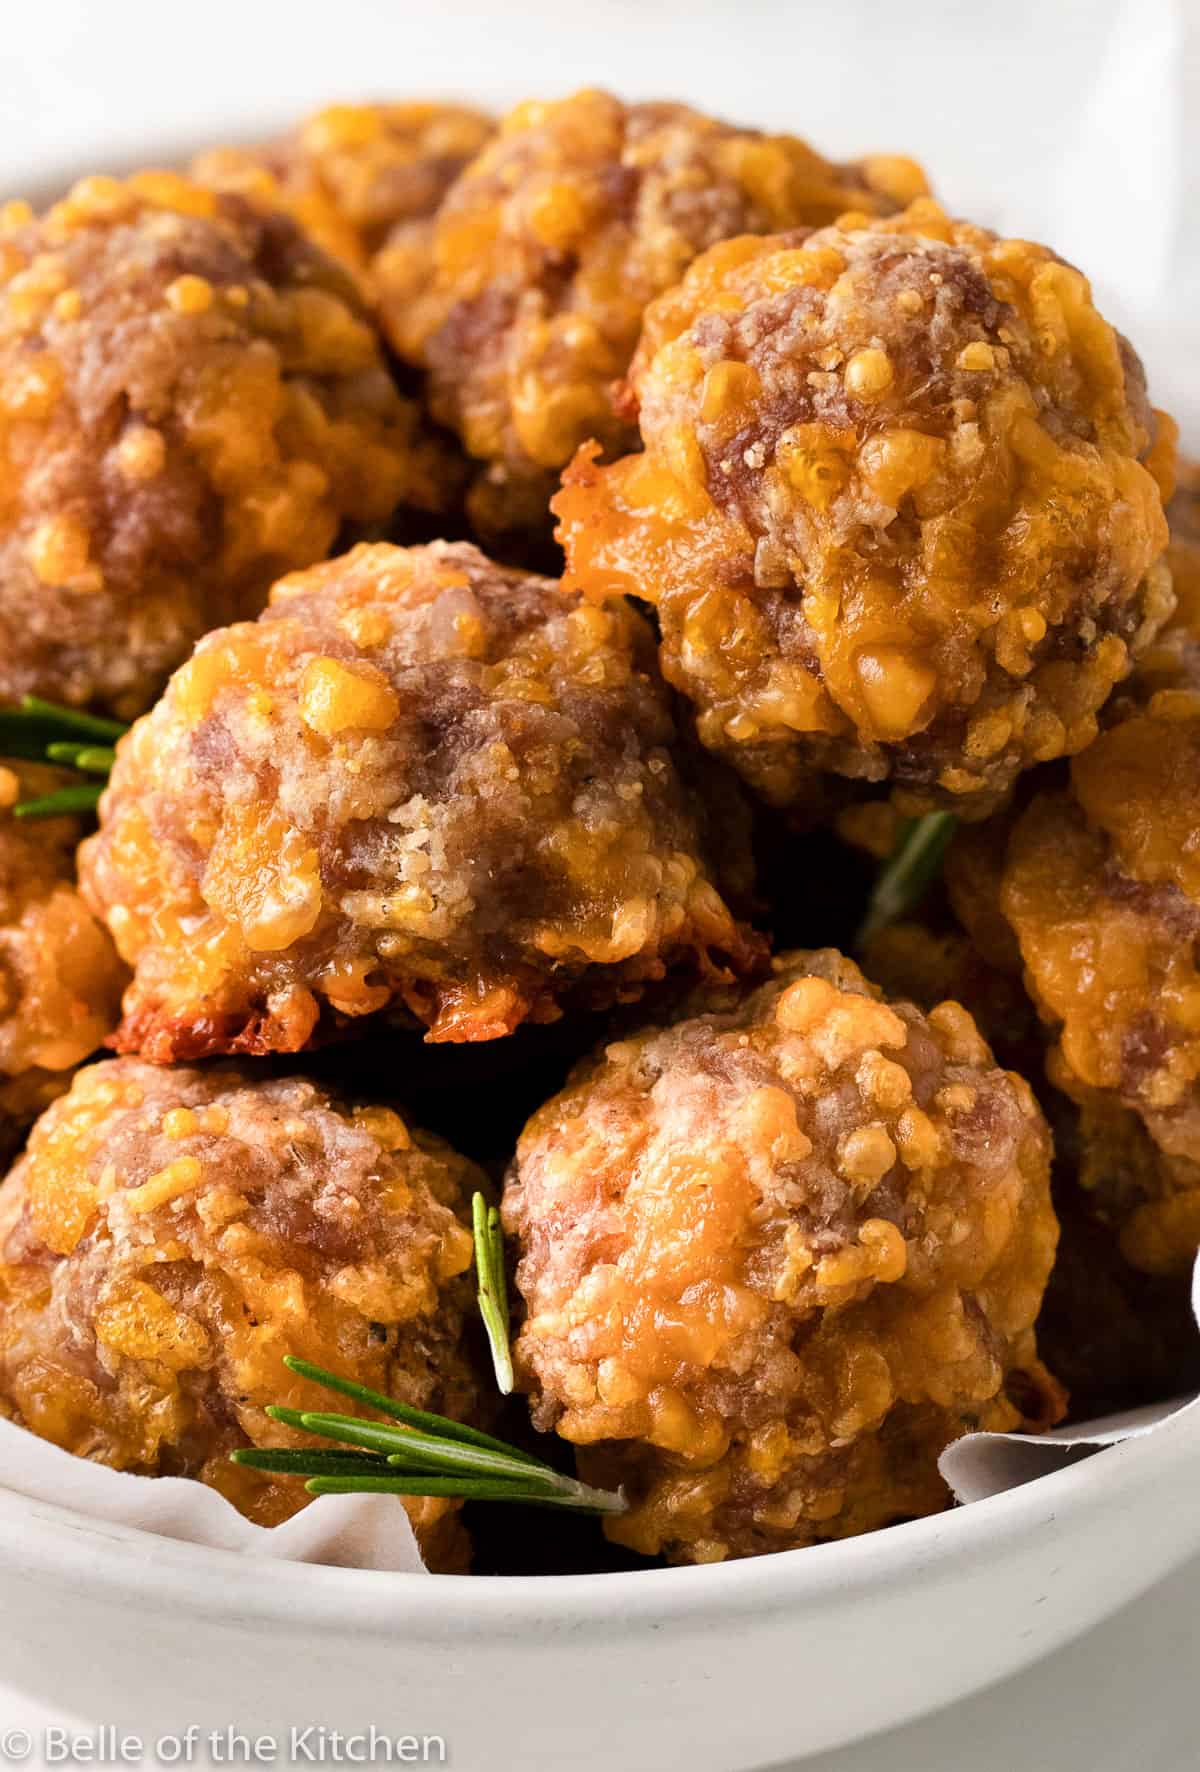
[
  {"left": 473, "top": 1191, "right": 514, "bottom": 1396},
  {"left": 1, "top": 695, "right": 128, "bottom": 820},
  {"left": 13, "top": 783, "right": 105, "bottom": 819},
  {"left": 231, "top": 1356, "right": 626, "bottom": 1516},
  {"left": 857, "top": 811, "right": 957, "bottom": 945}
]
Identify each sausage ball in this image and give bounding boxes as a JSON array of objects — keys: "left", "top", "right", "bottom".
[
  {"left": 860, "top": 918, "right": 1040, "bottom": 1080},
  {"left": 857, "top": 902, "right": 1198, "bottom": 1411},
  {"left": 193, "top": 100, "right": 494, "bottom": 278},
  {"left": 947, "top": 474, "right": 1200, "bottom": 1278},
  {"left": 1137, "top": 459, "right": 1200, "bottom": 700},
  {"left": 0, "top": 172, "right": 458, "bottom": 719},
  {"left": 391, "top": 88, "right": 928, "bottom": 544},
  {"left": 80, "top": 540, "right": 760, "bottom": 1061},
  {"left": 555, "top": 201, "right": 1175, "bottom": 816},
  {"left": 0, "top": 762, "right": 125, "bottom": 1160},
  {"left": 503, "top": 949, "right": 1061, "bottom": 1564},
  {"left": 0, "top": 1058, "right": 485, "bottom": 1567},
  {"left": 1170, "top": 454, "right": 1200, "bottom": 544},
  {"left": 992, "top": 697, "right": 1200, "bottom": 1275}
]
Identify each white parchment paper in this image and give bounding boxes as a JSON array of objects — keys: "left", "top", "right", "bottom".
[
  {"left": 941, "top": 1257, "right": 1200, "bottom": 1505},
  {"left": 0, "top": 1417, "right": 427, "bottom": 1571}
]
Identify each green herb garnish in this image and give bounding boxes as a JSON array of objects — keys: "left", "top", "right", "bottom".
[
  {"left": 45, "top": 742, "right": 118, "bottom": 774},
  {"left": 857, "top": 811, "right": 957, "bottom": 945},
  {"left": 473, "top": 1190, "right": 514, "bottom": 1396},
  {"left": 13, "top": 783, "right": 106, "bottom": 819},
  {"left": 1, "top": 695, "right": 128, "bottom": 820},
  {"left": 232, "top": 1356, "right": 625, "bottom": 1516}
]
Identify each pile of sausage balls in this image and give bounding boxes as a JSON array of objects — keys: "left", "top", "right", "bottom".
[{"left": 0, "top": 88, "right": 1192, "bottom": 1573}]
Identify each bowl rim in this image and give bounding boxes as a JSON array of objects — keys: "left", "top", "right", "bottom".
[{"left": 1, "top": 1402, "right": 1195, "bottom": 1635}]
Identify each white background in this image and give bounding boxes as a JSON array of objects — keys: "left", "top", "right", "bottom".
[
  {"left": 2, "top": 0, "right": 1198, "bottom": 442},
  {"left": 0, "top": 2, "right": 1197, "bottom": 1765}
]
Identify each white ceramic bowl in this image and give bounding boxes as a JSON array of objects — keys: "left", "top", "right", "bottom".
[
  {"left": 5, "top": 88, "right": 1200, "bottom": 1772},
  {"left": 2, "top": 1400, "right": 1199, "bottom": 1770}
]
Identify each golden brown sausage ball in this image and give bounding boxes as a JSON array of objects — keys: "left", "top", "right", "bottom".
[
  {"left": 1170, "top": 455, "right": 1200, "bottom": 543},
  {"left": 860, "top": 918, "right": 1041, "bottom": 1080},
  {"left": 0, "top": 762, "right": 125, "bottom": 1160},
  {"left": 857, "top": 905, "right": 1199, "bottom": 1410},
  {"left": 80, "top": 540, "right": 761, "bottom": 1061},
  {"left": 0, "top": 172, "right": 459, "bottom": 719},
  {"left": 555, "top": 201, "right": 1175, "bottom": 817},
  {"left": 1138, "top": 459, "right": 1200, "bottom": 699},
  {"left": 503, "top": 949, "right": 1061, "bottom": 1564},
  {"left": 994, "top": 699, "right": 1200, "bottom": 1274},
  {"left": 948, "top": 489, "right": 1200, "bottom": 1284},
  {"left": 1098, "top": 477, "right": 1200, "bottom": 717},
  {"left": 193, "top": 100, "right": 494, "bottom": 277},
  {"left": 0, "top": 1058, "right": 485, "bottom": 1566},
  {"left": 390, "top": 88, "right": 927, "bottom": 544}
]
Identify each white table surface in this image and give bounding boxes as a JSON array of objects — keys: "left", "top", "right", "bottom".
[{"left": 0, "top": 5, "right": 1195, "bottom": 1766}]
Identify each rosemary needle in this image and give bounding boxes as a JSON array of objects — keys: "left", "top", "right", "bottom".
[
  {"left": 473, "top": 1191, "right": 514, "bottom": 1396},
  {"left": 857, "top": 811, "right": 957, "bottom": 946},
  {"left": 45, "top": 742, "right": 117, "bottom": 775},
  {"left": 231, "top": 1448, "right": 392, "bottom": 1477},
  {"left": 306, "top": 1474, "right": 625, "bottom": 1513},
  {"left": 13, "top": 783, "right": 104, "bottom": 820},
  {"left": 17, "top": 697, "right": 125, "bottom": 740},
  {"left": 307, "top": 1474, "right": 545, "bottom": 1501}
]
